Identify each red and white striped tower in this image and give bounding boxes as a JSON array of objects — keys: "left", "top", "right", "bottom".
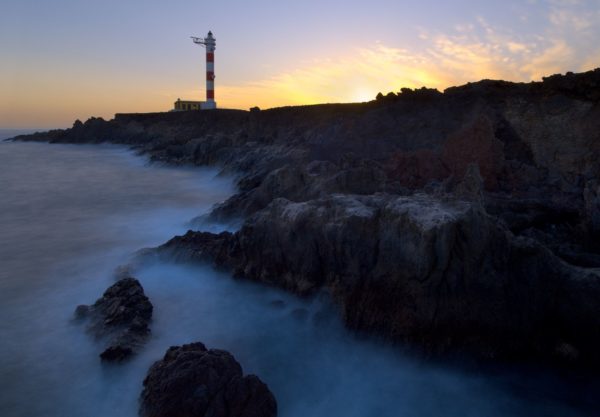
[{"left": 191, "top": 31, "right": 217, "bottom": 109}]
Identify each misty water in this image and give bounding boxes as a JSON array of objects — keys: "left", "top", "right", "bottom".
[{"left": 0, "top": 139, "right": 596, "bottom": 417}]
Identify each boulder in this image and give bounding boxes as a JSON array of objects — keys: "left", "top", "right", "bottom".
[
  {"left": 140, "top": 342, "right": 277, "bottom": 417},
  {"left": 75, "top": 277, "right": 153, "bottom": 361}
]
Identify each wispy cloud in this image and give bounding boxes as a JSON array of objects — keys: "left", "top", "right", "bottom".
[
  {"left": 218, "top": 5, "right": 600, "bottom": 109},
  {"left": 4, "top": 0, "right": 599, "bottom": 127}
]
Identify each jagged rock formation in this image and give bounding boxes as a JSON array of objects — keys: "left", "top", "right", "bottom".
[
  {"left": 75, "top": 277, "right": 153, "bottom": 361},
  {"left": 140, "top": 342, "right": 277, "bottom": 417},
  {"left": 16, "top": 68, "right": 600, "bottom": 367},
  {"left": 156, "top": 190, "right": 600, "bottom": 367}
]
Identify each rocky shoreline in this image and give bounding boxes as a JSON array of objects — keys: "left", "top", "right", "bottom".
[
  {"left": 155, "top": 189, "right": 600, "bottom": 367},
  {"left": 13, "top": 68, "right": 600, "bottom": 369}
]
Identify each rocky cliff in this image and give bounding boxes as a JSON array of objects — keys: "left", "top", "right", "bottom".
[{"left": 14, "top": 68, "right": 600, "bottom": 367}]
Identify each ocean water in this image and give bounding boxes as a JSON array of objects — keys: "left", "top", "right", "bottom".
[
  {"left": 0, "top": 140, "right": 596, "bottom": 417},
  {"left": 0, "top": 129, "right": 51, "bottom": 141}
]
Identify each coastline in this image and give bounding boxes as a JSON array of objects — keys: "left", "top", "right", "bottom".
[{"left": 9, "top": 68, "right": 600, "bottom": 370}]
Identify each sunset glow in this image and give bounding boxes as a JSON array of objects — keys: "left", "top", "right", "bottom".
[{"left": 2, "top": 0, "right": 600, "bottom": 128}]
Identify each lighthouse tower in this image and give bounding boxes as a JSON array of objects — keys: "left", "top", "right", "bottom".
[{"left": 191, "top": 31, "right": 217, "bottom": 110}]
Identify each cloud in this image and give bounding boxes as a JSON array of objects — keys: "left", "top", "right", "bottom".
[
  {"left": 581, "top": 49, "right": 600, "bottom": 71},
  {"left": 5, "top": 0, "right": 598, "bottom": 127},
  {"left": 549, "top": 8, "right": 593, "bottom": 30},
  {"left": 548, "top": 0, "right": 582, "bottom": 6},
  {"left": 216, "top": 45, "right": 455, "bottom": 110},
  {"left": 215, "top": 5, "right": 600, "bottom": 110},
  {"left": 520, "top": 39, "right": 575, "bottom": 79}
]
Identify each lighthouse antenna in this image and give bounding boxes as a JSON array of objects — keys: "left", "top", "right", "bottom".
[{"left": 191, "top": 36, "right": 206, "bottom": 46}]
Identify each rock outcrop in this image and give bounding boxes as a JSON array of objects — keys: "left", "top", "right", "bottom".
[
  {"left": 140, "top": 342, "right": 277, "bottom": 417},
  {"left": 75, "top": 277, "right": 153, "bottom": 361},
  {"left": 157, "top": 192, "right": 600, "bottom": 367}
]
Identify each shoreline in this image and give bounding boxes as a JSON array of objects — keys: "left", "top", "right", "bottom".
[{"left": 10, "top": 68, "right": 600, "bottom": 370}]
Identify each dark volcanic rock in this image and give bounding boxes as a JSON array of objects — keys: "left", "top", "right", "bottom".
[
  {"left": 99, "top": 345, "right": 133, "bottom": 361},
  {"left": 140, "top": 342, "right": 277, "bottom": 417},
  {"left": 585, "top": 179, "right": 600, "bottom": 235},
  {"left": 156, "top": 193, "right": 600, "bottom": 367},
  {"left": 209, "top": 158, "right": 395, "bottom": 221},
  {"left": 75, "top": 277, "right": 153, "bottom": 361}
]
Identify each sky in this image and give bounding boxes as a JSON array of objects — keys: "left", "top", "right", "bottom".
[{"left": 1, "top": 0, "right": 599, "bottom": 128}]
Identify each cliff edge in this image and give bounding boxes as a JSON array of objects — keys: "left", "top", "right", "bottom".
[{"left": 13, "top": 68, "right": 600, "bottom": 367}]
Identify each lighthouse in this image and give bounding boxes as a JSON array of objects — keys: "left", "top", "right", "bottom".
[{"left": 191, "top": 31, "right": 217, "bottom": 110}]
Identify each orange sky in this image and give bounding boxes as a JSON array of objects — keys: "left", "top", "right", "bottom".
[{"left": 2, "top": 0, "right": 599, "bottom": 128}]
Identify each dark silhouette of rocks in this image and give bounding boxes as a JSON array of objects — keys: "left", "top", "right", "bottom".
[
  {"left": 157, "top": 191, "right": 600, "bottom": 367},
  {"left": 16, "top": 68, "right": 600, "bottom": 368},
  {"left": 140, "top": 342, "right": 277, "bottom": 417},
  {"left": 75, "top": 277, "right": 153, "bottom": 361}
]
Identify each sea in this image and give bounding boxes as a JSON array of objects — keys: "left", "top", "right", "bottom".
[{"left": 0, "top": 130, "right": 597, "bottom": 417}]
